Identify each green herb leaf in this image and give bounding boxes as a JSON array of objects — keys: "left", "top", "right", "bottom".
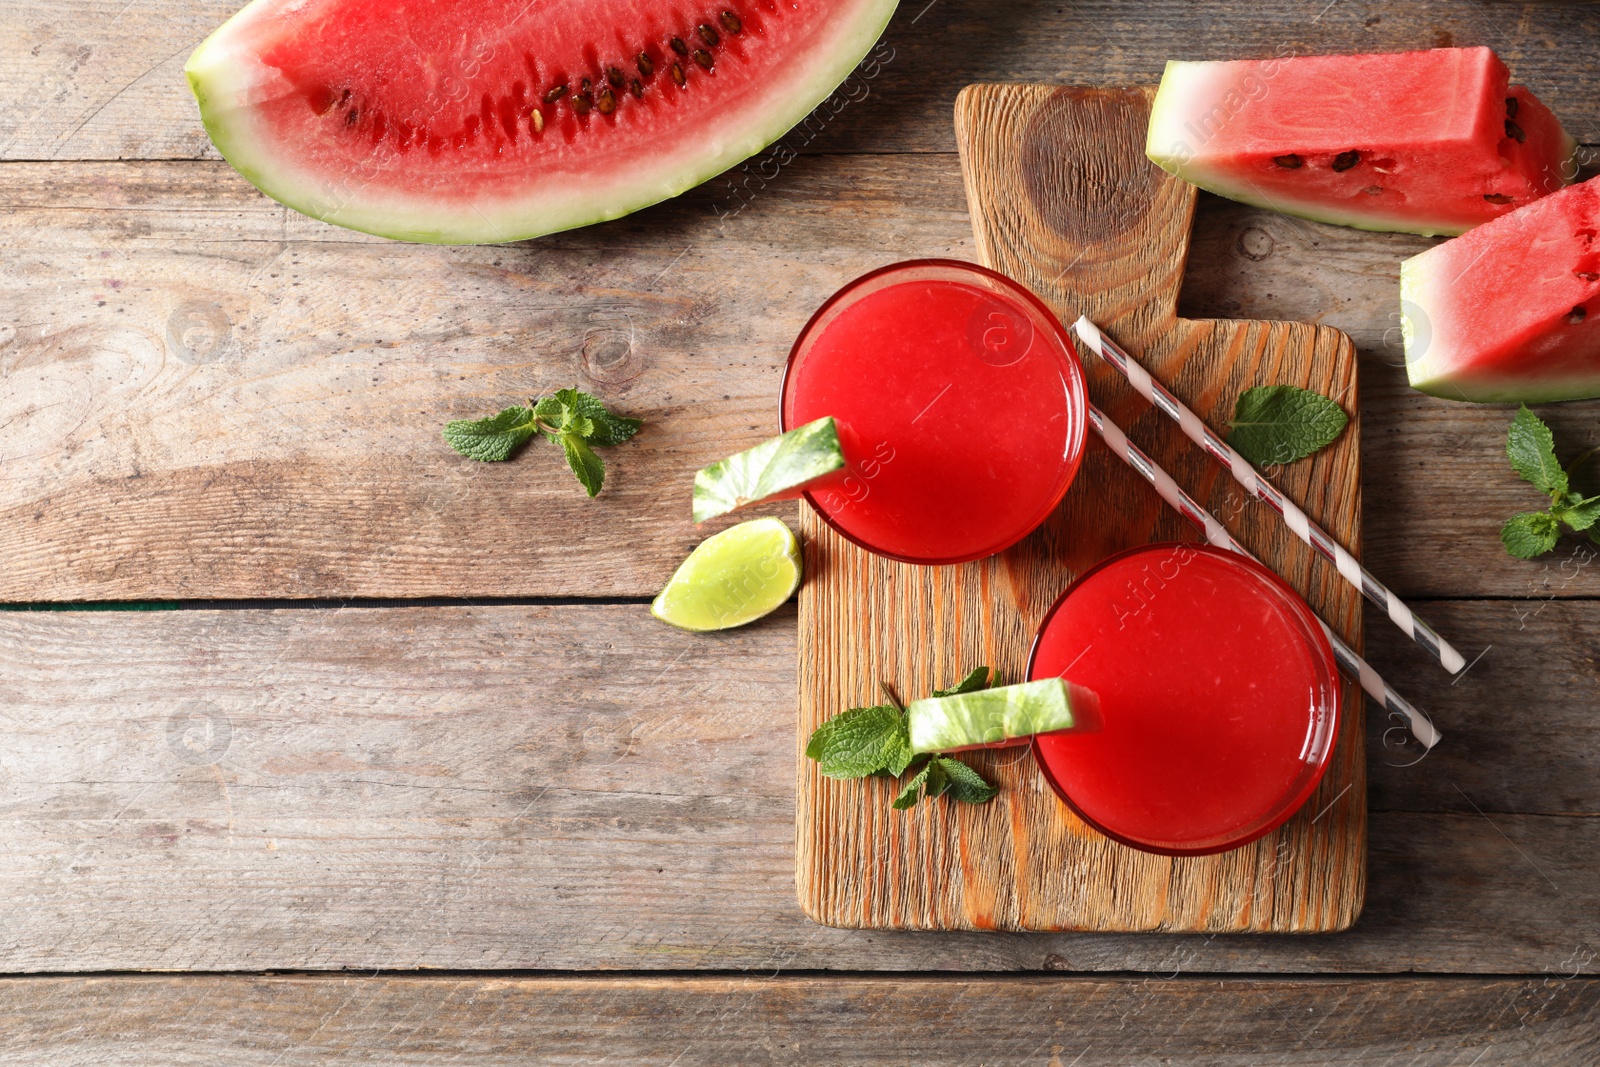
[
  {"left": 808, "top": 704, "right": 908, "bottom": 779},
  {"left": 1556, "top": 495, "right": 1600, "bottom": 533},
  {"left": 932, "top": 666, "right": 991, "bottom": 698},
  {"left": 892, "top": 760, "right": 933, "bottom": 809},
  {"left": 558, "top": 388, "right": 643, "bottom": 447},
  {"left": 560, "top": 433, "right": 606, "bottom": 497},
  {"left": 1501, "top": 511, "right": 1561, "bottom": 559},
  {"left": 1226, "top": 385, "right": 1349, "bottom": 467},
  {"left": 445, "top": 388, "right": 640, "bottom": 494},
  {"left": 937, "top": 757, "right": 999, "bottom": 805},
  {"left": 1507, "top": 405, "right": 1568, "bottom": 499},
  {"left": 443, "top": 406, "right": 539, "bottom": 462}
]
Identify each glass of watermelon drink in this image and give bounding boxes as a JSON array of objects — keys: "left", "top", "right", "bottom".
[
  {"left": 780, "top": 260, "right": 1088, "bottom": 565},
  {"left": 1027, "top": 542, "right": 1341, "bottom": 856}
]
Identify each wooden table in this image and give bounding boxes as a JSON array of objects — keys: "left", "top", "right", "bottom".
[{"left": 3, "top": 2, "right": 1598, "bottom": 1062}]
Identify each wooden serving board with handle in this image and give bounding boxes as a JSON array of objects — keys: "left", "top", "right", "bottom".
[{"left": 795, "top": 84, "right": 1367, "bottom": 933}]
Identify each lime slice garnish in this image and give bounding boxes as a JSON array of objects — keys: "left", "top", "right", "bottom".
[
  {"left": 651, "top": 517, "right": 803, "bottom": 632},
  {"left": 906, "top": 678, "right": 1098, "bottom": 754},
  {"left": 692, "top": 416, "right": 846, "bottom": 524}
]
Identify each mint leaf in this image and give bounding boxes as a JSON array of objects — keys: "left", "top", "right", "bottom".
[
  {"left": 892, "top": 761, "right": 933, "bottom": 809},
  {"left": 1556, "top": 495, "right": 1600, "bottom": 533},
  {"left": 938, "top": 757, "right": 998, "bottom": 804},
  {"left": 533, "top": 395, "right": 566, "bottom": 425},
  {"left": 1226, "top": 385, "right": 1349, "bottom": 467},
  {"left": 561, "top": 433, "right": 606, "bottom": 498},
  {"left": 560, "top": 389, "right": 643, "bottom": 447},
  {"left": 1502, "top": 511, "right": 1560, "bottom": 559},
  {"left": 1507, "top": 406, "right": 1568, "bottom": 499},
  {"left": 932, "top": 666, "right": 991, "bottom": 699},
  {"left": 443, "top": 406, "right": 539, "bottom": 462},
  {"left": 809, "top": 704, "right": 907, "bottom": 779},
  {"left": 883, "top": 730, "right": 916, "bottom": 777}
]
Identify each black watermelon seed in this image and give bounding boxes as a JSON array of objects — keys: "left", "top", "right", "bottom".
[
  {"left": 1331, "top": 151, "right": 1360, "bottom": 172},
  {"left": 571, "top": 94, "right": 592, "bottom": 115},
  {"left": 606, "top": 66, "right": 624, "bottom": 88},
  {"left": 1273, "top": 154, "right": 1303, "bottom": 169},
  {"left": 636, "top": 53, "right": 654, "bottom": 77},
  {"left": 597, "top": 89, "right": 616, "bottom": 114},
  {"left": 1571, "top": 306, "right": 1589, "bottom": 324},
  {"left": 698, "top": 23, "right": 720, "bottom": 46},
  {"left": 629, "top": 78, "right": 644, "bottom": 98},
  {"left": 720, "top": 10, "right": 743, "bottom": 33},
  {"left": 692, "top": 49, "right": 714, "bottom": 70},
  {"left": 670, "top": 37, "right": 689, "bottom": 56},
  {"left": 544, "top": 84, "right": 568, "bottom": 102},
  {"left": 1506, "top": 95, "right": 1519, "bottom": 119},
  {"left": 1506, "top": 119, "right": 1526, "bottom": 143},
  {"left": 1577, "top": 271, "right": 1600, "bottom": 282},
  {"left": 1483, "top": 193, "right": 1514, "bottom": 204},
  {"left": 671, "top": 62, "right": 686, "bottom": 87}
]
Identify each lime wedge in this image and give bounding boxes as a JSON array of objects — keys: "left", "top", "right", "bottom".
[
  {"left": 692, "top": 416, "right": 846, "bottom": 524},
  {"left": 906, "top": 678, "right": 1099, "bottom": 754},
  {"left": 651, "top": 517, "right": 803, "bottom": 632}
]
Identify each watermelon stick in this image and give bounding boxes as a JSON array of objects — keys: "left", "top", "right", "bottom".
[
  {"left": 1089, "top": 403, "right": 1441, "bottom": 750},
  {"left": 1074, "top": 317, "right": 1467, "bottom": 677}
]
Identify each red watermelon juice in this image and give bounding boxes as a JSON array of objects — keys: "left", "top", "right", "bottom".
[
  {"left": 781, "top": 260, "right": 1088, "bottom": 564},
  {"left": 1028, "top": 543, "right": 1341, "bottom": 856}
]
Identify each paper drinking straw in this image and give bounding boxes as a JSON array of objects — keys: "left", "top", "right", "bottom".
[
  {"left": 1089, "top": 403, "right": 1442, "bottom": 749},
  {"left": 1073, "top": 316, "right": 1467, "bottom": 676}
]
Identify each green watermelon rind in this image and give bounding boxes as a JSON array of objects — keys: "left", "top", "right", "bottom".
[
  {"left": 1146, "top": 59, "right": 1579, "bottom": 239},
  {"left": 906, "top": 678, "right": 1084, "bottom": 755},
  {"left": 692, "top": 416, "right": 846, "bottom": 524},
  {"left": 185, "top": 0, "right": 900, "bottom": 244}
]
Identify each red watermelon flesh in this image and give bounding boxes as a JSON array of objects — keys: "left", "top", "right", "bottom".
[
  {"left": 1146, "top": 47, "right": 1576, "bottom": 236},
  {"left": 186, "top": 0, "right": 899, "bottom": 243},
  {"left": 1404, "top": 176, "right": 1600, "bottom": 403}
]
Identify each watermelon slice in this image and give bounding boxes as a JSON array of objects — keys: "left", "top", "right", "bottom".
[
  {"left": 186, "top": 0, "right": 898, "bottom": 244},
  {"left": 1146, "top": 47, "right": 1576, "bottom": 236},
  {"left": 1404, "top": 176, "right": 1600, "bottom": 404}
]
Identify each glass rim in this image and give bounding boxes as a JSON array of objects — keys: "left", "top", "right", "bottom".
[
  {"left": 778, "top": 258, "right": 1089, "bottom": 566},
  {"left": 1025, "top": 541, "right": 1344, "bottom": 857}
]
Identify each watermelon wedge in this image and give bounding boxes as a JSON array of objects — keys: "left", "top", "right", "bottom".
[
  {"left": 1404, "top": 176, "right": 1600, "bottom": 404},
  {"left": 1147, "top": 47, "right": 1576, "bottom": 236},
  {"left": 186, "top": 0, "right": 898, "bottom": 244}
]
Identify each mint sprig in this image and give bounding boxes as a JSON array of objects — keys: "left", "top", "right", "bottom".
[
  {"left": 1226, "top": 384, "right": 1349, "bottom": 467},
  {"left": 1500, "top": 405, "right": 1600, "bottom": 559},
  {"left": 805, "top": 667, "right": 998, "bottom": 810},
  {"left": 443, "top": 388, "right": 641, "bottom": 497}
]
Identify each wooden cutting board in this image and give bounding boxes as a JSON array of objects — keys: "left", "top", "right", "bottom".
[{"left": 795, "top": 85, "right": 1367, "bottom": 933}]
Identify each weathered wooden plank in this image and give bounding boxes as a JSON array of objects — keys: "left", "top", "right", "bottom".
[
  {"left": 0, "top": 156, "right": 972, "bottom": 600},
  {"left": 4, "top": 0, "right": 1599, "bottom": 161},
  {"left": 5, "top": 159, "right": 1600, "bottom": 600},
  {"left": 0, "top": 604, "right": 1596, "bottom": 972},
  {"left": 3, "top": 975, "right": 1597, "bottom": 1066}
]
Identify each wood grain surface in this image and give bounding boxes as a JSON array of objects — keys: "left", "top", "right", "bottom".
[
  {"left": 796, "top": 86, "right": 1363, "bottom": 933},
  {"left": 2, "top": 975, "right": 1597, "bottom": 1066},
  {"left": 4, "top": 155, "right": 1598, "bottom": 600},
  {"left": 4, "top": 0, "right": 1600, "bottom": 1058},
  {"left": 5, "top": 600, "right": 1593, "bottom": 973},
  {"left": 6, "top": 0, "right": 1600, "bottom": 161}
]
